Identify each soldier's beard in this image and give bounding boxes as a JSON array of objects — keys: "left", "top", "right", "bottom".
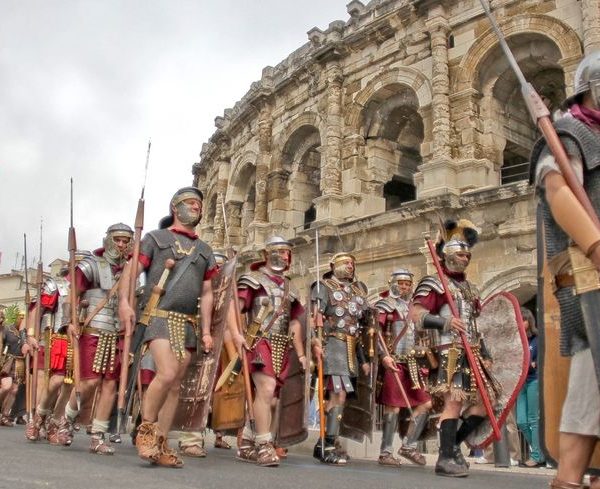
[
  {"left": 445, "top": 254, "right": 469, "bottom": 273},
  {"left": 175, "top": 202, "right": 202, "bottom": 227}
]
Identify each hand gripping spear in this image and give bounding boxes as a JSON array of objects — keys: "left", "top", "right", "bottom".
[
  {"left": 116, "top": 139, "right": 151, "bottom": 434},
  {"left": 68, "top": 179, "right": 82, "bottom": 411},
  {"left": 30, "top": 220, "right": 44, "bottom": 415},
  {"left": 478, "top": 0, "right": 600, "bottom": 391}
]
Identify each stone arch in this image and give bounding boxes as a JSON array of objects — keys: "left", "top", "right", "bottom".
[
  {"left": 480, "top": 265, "right": 536, "bottom": 303},
  {"left": 346, "top": 67, "right": 432, "bottom": 132},
  {"left": 228, "top": 150, "right": 257, "bottom": 194},
  {"left": 473, "top": 32, "right": 567, "bottom": 183},
  {"left": 277, "top": 124, "right": 322, "bottom": 231},
  {"left": 453, "top": 13, "right": 582, "bottom": 93},
  {"left": 272, "top": 112, "right": 325, "bottom": 171},
  {"left": 359, "top": 81, "right": 424, "bottom": 209}
]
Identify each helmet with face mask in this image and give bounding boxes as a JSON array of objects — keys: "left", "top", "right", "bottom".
[
  {"left": 264, "top": 236, "right": 293, "bottom": 274},
  {"left": 435, "top": 218, "right": 479, "bottom": 274},
  {"left": 329, "top": 252, "right": 356, "bottom": 281},
  {"left": 565, "top": 51, "right": 600, "bottom": 108},
  {"left": 159, "top": 186, "right": 204, "bottom": 229},
  {"left": 103, "top": 223, "right": 134, "bottom": 265},
  {"left": 389, "top": 268, "right": 414, "bottom": 298}
]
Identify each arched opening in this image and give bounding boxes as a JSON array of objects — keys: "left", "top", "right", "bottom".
[
  {"left": 281, "top": 125, "right": 322, "bottom": 230},
  {"left": 477, "top": 34, "right": 566, "bottom": 184},
  {"left": 362, "top": 83, "right": 423, "bottom": 209},
  {"left": 228, "top": 161, "right": 257, "bottom": 246}
]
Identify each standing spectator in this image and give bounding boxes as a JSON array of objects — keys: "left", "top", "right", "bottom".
[{"left": 516, "top": 308, "right": 545, "bottom": 468}]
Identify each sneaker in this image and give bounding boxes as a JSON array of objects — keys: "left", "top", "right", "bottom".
[
  {"left": 510, "top": 458, "right": 519, "bottom": 467},
  {"left": 474, "top": 456, "right": 492, "bottom": 464},
  {"left": 108, "top": 433, "right": 122, "bottom": 444}
]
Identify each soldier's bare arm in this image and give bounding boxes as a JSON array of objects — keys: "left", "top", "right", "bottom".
[{"left": 200, "top": 279, "right": 213, "bottom": 352}]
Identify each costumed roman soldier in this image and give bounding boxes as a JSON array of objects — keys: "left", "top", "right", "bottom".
[
  {"left": 531, "top": 52, "right": 600, "bottom": 489},
  {"left": 54, "top": 223, "right": 133, "bottom": 454},
  {"left": 0, "top": 312, "right": 26, "bottom": 426},
  {"left": 230, "top": 236, "right": 307, "bottom": 467},
  {"left": 24, "top": 273, "right": 74, "bottom": 441},
  {"left": 311, "top": 252, "right": 372, "bottom": 465},
  {"left": 118, "top": 186, "right": 217, "bottom": 468},
  {"left": 375, "top": 268, "right": 432, "bottom": 467},
  {"left": 411, "top": 219, "right": 499, "bottom": 478}
]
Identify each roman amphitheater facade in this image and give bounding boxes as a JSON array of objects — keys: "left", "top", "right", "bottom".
[{"left": 192, "top": 0, "right": 599, "bottom": 303}]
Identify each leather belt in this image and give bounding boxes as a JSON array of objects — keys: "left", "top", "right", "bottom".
[
  {"left": 139, "top": 309, "right": 198, "bottom": 326},
  {"left": 326, "top": 331, "right": 350, "bottom": 342},
  {"left": 554, "top": 273, "right": 575, "bottom": 289},
  {"left": 82, "top": 327, "right": 118, "bottom": 337}
]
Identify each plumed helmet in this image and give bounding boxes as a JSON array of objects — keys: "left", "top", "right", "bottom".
[
  {"left": 159, "top": 186, "right": 204, "bottom": 229},
  {"left": 435, "top": 218, "right": 479, "bottom": 258},
  {"left": 389, "top": 268, "right": 413, "bottom": 283},
  {"left": 565, "top": 51, "right": 600, "bottom": 108}
]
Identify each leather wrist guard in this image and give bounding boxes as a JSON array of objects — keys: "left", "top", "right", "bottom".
[{"left": 420, "top": 313, "right": 448, "bottom": 331}]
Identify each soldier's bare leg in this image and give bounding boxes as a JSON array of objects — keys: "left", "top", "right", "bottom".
[
  {"left": 136, "top": 338, "right": 188, "bottom": 467},
  {"left": 89, "top": 379, "right": 117, "bottom": 454},
  {"left": 252, "top": 371, "right": 279, "bottom": 467},
  {"left": 156, "top": 352, "right": 190, "bottom": 435},
  {"left": 53, "top": 377, "right": 99, "bottom": 446},
  {"left": 26, "top": 373, "right": 64, "bottom": 440},
  {"left": 553, "top": 433, "right": 596, "bottom": 487}
]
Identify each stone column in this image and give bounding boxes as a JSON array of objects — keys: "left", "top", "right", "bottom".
[
  {"left": 255, "top": 104, "right": 272, "bottom": 223},
  {"left": 583, "top": 0, "right": 600, "bottom": 54},
  {"left": 426, "top": 11, "right": 451, "bottom": 161},
  {"left": 211, "top": 160, "right": 230, "bottom": 249},
  {"left": 225, "top": 201, "right": 243, "bottom": 246},
  {"left": 322, "top": 61, "right": 343, "bottom": 196}
]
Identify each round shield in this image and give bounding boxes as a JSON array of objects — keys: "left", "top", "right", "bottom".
[
  {"left": 333, "top": 291, "right": 344, "bottom": 301},
  {"left": 335, "top": 306, "right": 345, "bottom": 317},
  {"left": 466, "top": 291, "right": 529, "bottom": 448}
]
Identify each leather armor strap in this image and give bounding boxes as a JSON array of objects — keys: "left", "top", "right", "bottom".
[
  {"left": 390, "top": 322, "right": 409, "bottom": 352},
  {"left": 326, "top": 331, "right": 351, "bottom": 342},
  {"left": 139, "top": 308, "right": 197, "bottom": 326},
  {"left": 256, "top": 277, "right": 290, "bottom": 338}
]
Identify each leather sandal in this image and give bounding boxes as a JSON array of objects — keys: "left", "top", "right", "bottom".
[
  {"left": 180, "top": 443, "right": 207, "bottom": 458},
  {"left": 153, "top": 440, "right": 184, "bottom": 468},
  {"left": 89, "top": 433, "right": 115, "bottom": 455},
  {"left": 236, "top": 439, "right": 257, "bottom": 463},
  {"left": 378, "top": 452, "right": 402, "bottom": 467},
  {"left": 256, "top": 442, "right": 280, "bottom": 467},
  {"left": 214, "top": 437, "right": 231, "bottom": 449},
  {"left": 399, "top": 446, "right": 426, "bottom": 466},
  {"left": 136, "top": 422, "right": 162, "bottom": 462}
]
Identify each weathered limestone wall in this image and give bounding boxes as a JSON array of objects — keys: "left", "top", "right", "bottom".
[{"left": 192, "top": 0, "right": 585, "bottom": 303}]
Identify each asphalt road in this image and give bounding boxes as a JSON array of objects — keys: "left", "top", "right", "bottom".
[{"left": 0, "top": 426, "right": 552, "bottom": 489}]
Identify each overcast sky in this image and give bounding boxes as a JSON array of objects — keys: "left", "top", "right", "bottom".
[{"left": 0, "top": 0, "right": 348, "bottom": 273}]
